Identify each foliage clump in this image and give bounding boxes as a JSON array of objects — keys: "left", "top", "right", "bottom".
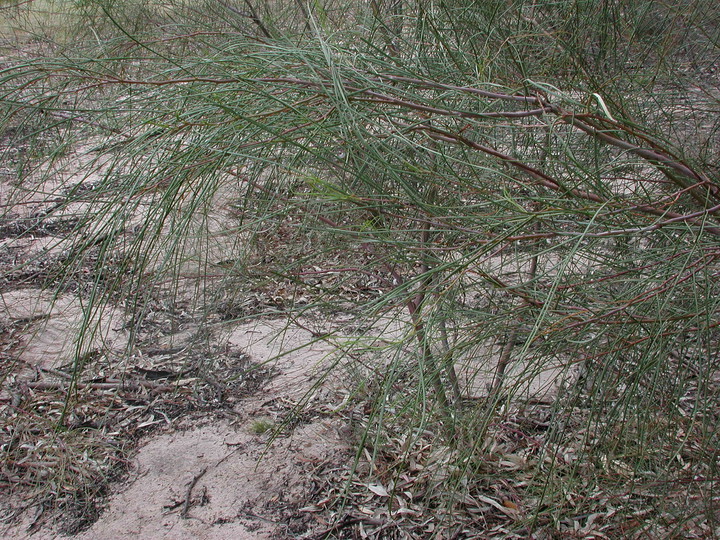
[{"left": 1, "top": 0, "right": 719, "bottom": 536}]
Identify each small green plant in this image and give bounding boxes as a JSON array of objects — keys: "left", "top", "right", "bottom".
[{"left": 249, "top": 419, "right": 274, "bottom": 435}]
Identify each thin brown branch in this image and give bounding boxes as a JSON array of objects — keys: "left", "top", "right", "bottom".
[
  {"left": 181, "top": 467, "right": 208, "bottom": 518},
  {"left": 557, "top": 108, "right": 720, "bottom": 204},
  {"left": 489, "top": 218, "right": 541, "bottom": 396},
  {"left": 410, "top": 123, "right": 720, "bottom": 236}
]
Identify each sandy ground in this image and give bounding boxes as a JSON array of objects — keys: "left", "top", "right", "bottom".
[
  {"left": 0, "top": 289, "right": 574, "bottom": 539},
  {"left": 1, "top": 309, "right": 353, "bottom": 539},
  {"left": 70, "top": 322, "right": 351, "bottom": 540}
]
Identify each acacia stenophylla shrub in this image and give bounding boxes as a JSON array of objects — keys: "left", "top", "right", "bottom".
[{"left": 2, "top": 0, "right": 719, "bottom": 532}]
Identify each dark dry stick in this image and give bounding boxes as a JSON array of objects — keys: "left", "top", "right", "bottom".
[{"left": 181, "top": 467, "right": 208, "bottom": 519}]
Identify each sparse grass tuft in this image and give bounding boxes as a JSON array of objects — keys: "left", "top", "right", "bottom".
[{"left": 249, "top": 418, "right": 274, "bottom": 435}]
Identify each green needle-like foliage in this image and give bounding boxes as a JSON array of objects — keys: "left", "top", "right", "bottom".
[{"left": 2, "top": 0, "right": 719, "bottom": 535}]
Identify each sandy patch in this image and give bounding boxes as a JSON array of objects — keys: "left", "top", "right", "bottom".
[{"left": 73, "top": 418, "right": 348, "bottom": 540}]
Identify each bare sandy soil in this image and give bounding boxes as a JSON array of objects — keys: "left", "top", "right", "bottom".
[
  {"left": 0, "top": 289, "right": 354, "bottom": 539},
  {"left": 64, "top": 319, "right": 353, "bottom": 540}
]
